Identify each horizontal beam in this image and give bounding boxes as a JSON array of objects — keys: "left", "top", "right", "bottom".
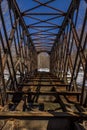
[
  {"left": 34, "top": 43, "right": 54, "bottom": 44},
  {"left": 0, "top": 111, "right": 79, "bottom": 119},
  {"left": 35, "top": 46, "right": 53, "bottom": 48},
  {"left": 18, "top": 83, "right": 69, "bottom": 87},
  {"left": 22, "top": 13, "right": 64, "bottom": 16},
  {"left": 31, "top": 35, "right": 56, "bottom": 38},
  {"left": 37, "top": 50, "right": 51, "bottom": 54},
  {"left": 24, "top": 77, "right": 61, "bottom": 79},
  {"left": 6, "top": 91, "right": 81, "bottom": 96},
  {"left": 36, "top": 39, "right": 55, "bottom": 41},
  {"left": 24, "top": 79, "right": 63, "bottom": 82},
  {"left": 36, "top": 47, "right": 52, "bottom": 49},
  {"left": 30, "top": 34, "right": 57, "bottom": 36},
  {"left": 27, "top": 26, "right": 60, "bottom": 28},
  {"left": 32, "top": 38, "right": 55, "bottom": 41}
]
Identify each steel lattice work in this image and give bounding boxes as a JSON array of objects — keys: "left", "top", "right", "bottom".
[{"left": 0, "top": 0, "right": 87, "bottom": 129}]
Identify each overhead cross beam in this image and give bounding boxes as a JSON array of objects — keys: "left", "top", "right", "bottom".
[
  {"left": 34, "top": 0, "right": 65, "bottom": 14},
  {"left": 29, "top": 28, "right": 58, "bottom": 36},
  {"left": 27, "top": 25, "right": 60, "bottom": 28},
  {"left": 32, "top": 38, "right": 55, "bottom": 41},
  {"left": 31, "top": 35, "right": 56, "bottom": 39},
  {"left": 22, "top": 13, "right": 64, "bottom": 16},
  {"left": 21, "top": 0, "right": 66, "bottom": 52},
  {"left": 26, "top": 15, "right": 63, "bottom": 27},
  {"left": 22, "top": 0, "right": 55, "bottom": 14},
  {"left": 34, "top": 42, "right": 54, "bottom": 44}
]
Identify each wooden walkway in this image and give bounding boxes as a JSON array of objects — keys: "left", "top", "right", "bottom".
[{"left": 0, "top": 72, "right": 87, "bottom": 129}]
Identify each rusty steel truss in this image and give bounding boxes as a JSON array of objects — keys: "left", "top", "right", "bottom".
[{"left": 0, "top": 0, "right": 87, "bottom": 121}]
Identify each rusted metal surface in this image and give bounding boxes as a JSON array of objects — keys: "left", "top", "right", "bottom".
[
  {"left": 0, "top": 0, "right": 37, "bottom": 105},
  {"left": 0, "top": 72, "right": 86, "bottom": 130},
  {"left": 0, "top": 0, "right": 87, "bottom": 129},
  {"left": 50, "top": 0, "right": 87, "bottom": 106}
]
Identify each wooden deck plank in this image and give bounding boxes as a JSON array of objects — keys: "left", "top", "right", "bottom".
[
  {"left": 18, "top": 83, "right": 69, "bottom": 87},
  {"left": 0, "top": 111, "right": 79, "bottom": 118},
  {"left": 6, "top": 91, "right": 81, "bottom": 96}
]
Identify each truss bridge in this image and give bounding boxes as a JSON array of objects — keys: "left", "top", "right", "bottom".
[{"left": 0, "top": 0, "right": 87, "bottom": 129}]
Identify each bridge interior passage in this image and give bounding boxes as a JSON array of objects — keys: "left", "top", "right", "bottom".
[{"left": 0, "top": 0, "right": 87, "bottom": 129}]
